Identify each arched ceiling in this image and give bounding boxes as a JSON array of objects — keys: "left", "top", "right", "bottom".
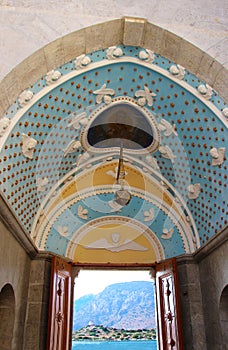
[{"left": 0, "top": 20, "right": 227, "bottom": 264}]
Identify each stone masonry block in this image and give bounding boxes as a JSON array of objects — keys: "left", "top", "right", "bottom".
[
  {"left": 123, "top": 17, "right": 147, "bottom": 47},
  {"left": 85, "top": 19, "right": 122, "bottom": 53}
]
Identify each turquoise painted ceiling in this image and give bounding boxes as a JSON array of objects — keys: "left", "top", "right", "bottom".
[{"left": 0, "top": 45, "right": 227, "bottom": 259}]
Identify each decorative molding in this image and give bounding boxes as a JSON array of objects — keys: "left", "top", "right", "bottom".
[
  {"left": 159, "top": 145, "right": 176, "bottom": 163},
  {"left": 46, "top": 70, "right": 61, "bottom": 85},
  {"left": 93, "top": 83, "right": 115, "bottom": 104},
  {"left": 63, "top": 140, "right": 81, "bottom": 157},
  {"left": 161, "top": 228, "right": 174, "bottom": 239},
  {"left": 187, "top": 183, "right": 201, "bottom": 199},
  {"left": 22, "top": 133, "right": 37, "bottom": 159},
  {"left": 0, "top": 117, "right": 10, "bottom": 137},
  {"left": 144, "top": 208, "right": 154, "bottom": 222},
  {"left": 18, "top": 89, "right": 34, "bottom": 107},
  {"left": 106, "top": 46, "right": 123, "bottom": 60},
  {"left": 139, "top": 49, "right": 154, "bottom": 64},
  {"left": 37, "top": 177, "right": 49, "bottom": 192},
  {"left": 157, "top": 119, "right": 177, "bottom": 137},
  {"left": 209, "top": 147, "right": 226, "bottom": 166},
  {"left": 197, "top": 84, "right": 213, "bottom": 100},
  {"left": 169, "top": 64, "right": 185, "bottom": 80},
  {"left": 74, "top": 54, "right": 91, "bottom": 69},
  {"left": 135, "top": 85, "right": 156, "bottom": 106}
]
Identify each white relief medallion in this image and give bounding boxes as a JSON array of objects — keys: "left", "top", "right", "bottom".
[
  {"left": 139, "top": 49, "right": 155, "bottom": 64},
  {"left": 187, "top": 183, "right": 201, "bottom": 199},
  {"left": 22, "top": 133, "right": 37, "bottom": 159},
  {"left": 46, "top": 70, "right": 61, "bottom": 85},
  {"left": 106, "top": 46, "right": 123, "bottom": 60},
  {"left": 210, "top": 147, "right": 226, "bottom": 166},
  {"left": 18, "top": 90, "right": 34, "bottom": 107},
  {"left": 169, "top": 64, "right": 185, "bottom": 80},
  {"left": 74, "top": 54, "right": 91, "bottom": 69},
  {"left": 197, "top": 84, "right": 213, "bottom": 100}
]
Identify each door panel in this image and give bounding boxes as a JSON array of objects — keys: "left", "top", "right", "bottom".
[
  {"left": 155, "top": 258, "right": 183, "bottom": 350},
  {"left": 47, "top": 256, "right": 72, "bottom": 350}
]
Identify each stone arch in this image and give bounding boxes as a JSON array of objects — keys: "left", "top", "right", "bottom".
[
  {"left": 219, "top": 284, "right": 228, "bottom": 347},
  {"left": 0, "top": 284, "right": 16, "bottom": 350},
  {"left": 0, "top": 17, "right": 227, "bottom": 115}
]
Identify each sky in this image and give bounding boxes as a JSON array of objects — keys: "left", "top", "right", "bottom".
[{"left": 74, "top": 269, "right": 153, "bottom": 300}]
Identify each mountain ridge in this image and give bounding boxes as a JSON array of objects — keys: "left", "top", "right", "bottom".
[{"left": 73, "top": 281, "right": 156, "bottom": 331}]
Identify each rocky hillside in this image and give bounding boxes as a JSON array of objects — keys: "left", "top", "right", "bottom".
[{"left": 73, "top": 281, "right": 156, "bottom": 331}]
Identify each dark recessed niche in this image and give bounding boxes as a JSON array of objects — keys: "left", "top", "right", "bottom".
[{"left": 87, "top": 103, "right": 154, "bottom": 149}]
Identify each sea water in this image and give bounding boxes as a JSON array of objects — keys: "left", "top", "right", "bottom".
[{"left": 72, "top": 340, "right": 157, "bottom": 349}]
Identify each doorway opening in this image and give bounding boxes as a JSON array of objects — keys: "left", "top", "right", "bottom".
[{"left": 72, "top": 269, "right": 157, "bottom": 349}]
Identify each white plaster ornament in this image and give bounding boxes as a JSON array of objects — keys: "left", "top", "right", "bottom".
[
  {"left": 187, "top": 183, "right": 201, "bottom": 199},
  {"left": 159, "top": 145, "right": 176, "bottom": 163},
  {"left": 135, "top": 85, "right": 156, "bottom": 107},
  {"left": 22, "top": 133, "right": 37, "bottom": 159},
  {"left": 161, "top": 228, "right": 174, "bottom": 240},
  {"left": 76, "top": 152, "right": 90, "bottom": 166},
  {"left": 109, "top": 200, "right": 123, "bottom": 212},
  {"left": 106, "top": 46, "right": 123, "bottom": 60},
  {"left": 0, "top": 117, "right": 10, "bottom": 137},
  {"left": 139, "top": 49, "right": 155, "bottom": 64},
  {"left": 37, "top": 177, "right": 49, "bottom": 192},
  {"left": 158, "top": 119, "right": 177, "bottom": 137},
  {"left": 63, "top": 140, "right": 81, "bottom": 157},
  {"left": 197, "top": 84, "right": 213, "bottom": 100},
  {"left": 74, "top": 54, "right": 91, "bottom": 69},
  {"left": 144, "top": 208, "right": 154, "bottom": 222},
  {"left": 67, "top": 112, "right": 88, "bottom": 130},
  {"left": 145, "top": 155, "right": 159, "bottom": 170},
  {"left": 84, "top": 233, "right": 148, "bottom": 252},
  {"left": 93, "top": 84, "right": 115, "bottom": 104},
  {"left": 46, "top": 70, "right": 61, "bottom": 85},
  {"left": 18, "top": 90, "right": 34, "bottom": 107},
  {"left": 78, "top": 205, "right": 88, "bottom": 220},
  {"left": 58, "top": 225, "right": 70, "bottom": 237},
  {"left": 169, "top": 64, "right": 185, "bottom": 80},
  {"left": 209, "top": 147, "right": 226, "bottom": 166},
  {"left": 222, "top": 108, "right": 228, "bottom": 118}
]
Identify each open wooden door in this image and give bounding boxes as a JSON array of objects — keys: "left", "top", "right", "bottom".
[
  {"left": 155, "top": 258, "right": 183, "bottom": 350},
  {"left": 47, "top": 256, "right": 72, "bottom": 350}
]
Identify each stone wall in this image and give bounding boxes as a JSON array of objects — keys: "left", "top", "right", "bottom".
[
  {"left": 177, "top": 256, "right": 207, "bottom": 349},
  {"left": 198, "top": 228, "right": 228, "bottom": 350},
  {"left": 23, "top": 255, "right": 52, "bottom": 350},
  {"left": 0, "top": 219, "right": 31, "bottom": 350}
]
